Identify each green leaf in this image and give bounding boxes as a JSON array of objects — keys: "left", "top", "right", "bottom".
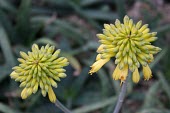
[
  {"left": 74, "top": 91, "right": 102, "bottom": 106},
  {"left": 72, "top": 96, "right": 117, "bottom": 113},
  {"left": 156, "top": 71, "right": 170, "bottom": 102},
  {"left": 0, "top": 0, "right": 16, "bottom": 13},
  {"left": 98, "top": 69, "right": 112, "bottom": 97},
  {"left": 62, "top": 53, "right": 82, "bottom": 76},
  {"left": 139, "top": 108, "right": 170, "bottom": 113},
  {"left": 33, "top": 103, "right": 60, "bottom": 113},
  {"left": 142, "top": 81, "right": 160, "bottom": 109},
  {"left": 0, "top": 103, "right": 21, "bottom": 113},
  {"left": 70, "top": 68, "right": 89, "bottom": 98},
  {"left": 0, "top": 25, "right": 15, "bottom": 66},
  {"left": 81, "top": 10, "right": 118, "bottom": 20},
  {"left": 115, "top": 0, "right": 126, "bottom": 21},
  {"left": 0, "top": 10, "right": 17, "bottom": 44},
  {"left": 0, "top": 65, "right": 12, "bottom": 83},
  {"left": 105, "top": 61, "right": 120, "bottom": 94},
  {"left": 53, "top": 20, "right": 86, "bottom": 45},
  {"left": 43, "top": 0, "right": 70, "bottom": 7},
  {"left": 0, "top": 25, "right": 16, "bottom": 83},
  {"left": 153, "top": 24, "right": 170, "bottom": 36},
  {"left": 32, "top": 16, "right": 87, "bottom": 45},
  {"left": 69, "top": 41, "right": 99, "bottom": 55},
  {"left": 67, "top": 1, "right": 102, "bottom": 30},
  {"left": 16, "top": 0, "right": 32, "bottom": 44},
  {"left": 34, "top": 37, "right": 59, "bottom": 47},
  {"left": 80, "top": 0, "right": 102, "bottom": 6}
]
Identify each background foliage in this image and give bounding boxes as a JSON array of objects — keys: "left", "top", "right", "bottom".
[{"left": 0, "top": 0, "right": 170, "bottom": 113}]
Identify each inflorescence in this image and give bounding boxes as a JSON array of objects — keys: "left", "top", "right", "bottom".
[
  {"left": 10, "top": 44, "right": 69, "bottom": 103},
  {"left": 89, "top": 15, "right": 161, "bottom": 83}
]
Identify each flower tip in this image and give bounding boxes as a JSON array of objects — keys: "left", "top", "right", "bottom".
[
  {"left": 88, "top": 72, "right": 92, "bottom": 75},
  {"left": 133, "top": 80, "right": 139, "bottom": 84},
  {"left": 88, "top": 70, "right": 94, "bottom": 75},
  {"left": 132, "top": 68, "right": 140, "bottom": 83},
  {"left": 156, "top": 47, "right": 162, "bottom": 51},
  {"left": 32, "top": 43, "right": 39, "bottom": 49},
  {"left": 21, "top": 96, "right": 27, "bottom": 99},
  {"left": 124, "top": 15, "right": 129, "bottom": 20},
  {"left": 155, "top": 37, "right": 158, "bottom": 40},
  {"left": 144, "top": 76, "right": 152, "bottom": 81},
  {"left": 143, "top": 65, "right": 152, "bottom": 80},
  {"left": 42, "top": 90, "right": 47, "bottom": 97},
  {"left": 104, "top": 23, "right": 108, "bottom": 26},
  {"left": 138, "top": 20, "right": 142, "bottom": 23},
  {"left": 145, "top": 24, "right": 149, "bottom": 27},
  {"left": 57, "top": 49, "right": 61, "bottom": 52},
  {"left": 124, "top": 15, "right": 128, "bottom": 17},
  {"left": 48, "top": 87, "right": 56, "bottom": 103},
  {"left": 115, "top": 19, "right": 120, "bottom": 24},
  {"left": 96, "top": 34, "right": 99, "bottom": 37},
  {"left": 19, "top": 51, "right": 23, "bottom": 54},
  {"left": 21, "top": 88, "right": 28, "bottom": 99}
]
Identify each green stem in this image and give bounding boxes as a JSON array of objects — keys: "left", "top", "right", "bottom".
[
  {"left": 54, "top": 99, "right": 72, "bottom": 113},
  {"left": 113, "top": 79, "right": 127, "bottom": 113}
]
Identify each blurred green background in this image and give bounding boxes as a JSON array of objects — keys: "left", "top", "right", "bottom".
[{"left": 0, "top": 0, "right": 170, "bottom": 113}]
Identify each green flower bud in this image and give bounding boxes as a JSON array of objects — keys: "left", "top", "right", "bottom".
[
  {"left": 10, "top": 44, "right": 69, "bottom": 103},
  {"left": 89, "top": 15, "right": 161, "bottom": 84}
]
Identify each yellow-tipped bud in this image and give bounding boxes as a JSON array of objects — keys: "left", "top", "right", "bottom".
[
  {"left": 143, "top": 65, "right": 152, "bottom": 80},
  {"left": 10, "top": 44, "right": 69, "bottom": 103},
  {"left": 89, "top": 15, "right": 161, "bottom": 83},
  {"left": 132, "top": 69, "right": 140, "bottom": 83},
  {"left": 21, "top": 88, "right": 28, "bottom": 99},
  {"left": 48, "top": 86, "right": 56, "bottom": 103}
]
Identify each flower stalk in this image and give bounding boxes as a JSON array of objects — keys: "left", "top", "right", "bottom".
[
  {"left": 54, "top": 99, "right": 72, "bottom": 113},
  {"left": 113, "top": 79, "right": 127, "bottom": 113}
]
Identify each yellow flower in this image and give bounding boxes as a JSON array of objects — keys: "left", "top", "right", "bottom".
[
  {"left": 142, "top": 65, "right": 152, "bottom": 80},
  {"left": 10, "top": 44, "right": 69, "bottom": 103},
  {"left": 132, "top": 68, "right": 140, "bottom": 83},
  {"left": 112, "top": 65, "right": 128, "bottom": 84},
  {"left": 89, "top": 15, "right": 161, "bottom": 83},
  {"left": 89, "top": 58, "right": 110, "bottom": 75}
]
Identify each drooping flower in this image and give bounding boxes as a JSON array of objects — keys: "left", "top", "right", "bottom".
[
  {"left": 89, "top": 15, "right": 161, "bottom": 83},
  {"left": 10, "top": 44, "right": 69, "bottom": 103}
]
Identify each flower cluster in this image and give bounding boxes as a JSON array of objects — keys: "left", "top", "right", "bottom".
[
  {"left": 10, "top": 44, "right": 69, "bottom": 103},
  {"left": 89, "top": 16, "right": 161, "bottom": 83}
]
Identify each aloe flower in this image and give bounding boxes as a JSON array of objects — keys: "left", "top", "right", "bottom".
[
  {"left": 89, "top": 16, "right": 161, "bottom": 83},
  {"left": 10, "top": 44, "right": 69, "bottom": 103}
]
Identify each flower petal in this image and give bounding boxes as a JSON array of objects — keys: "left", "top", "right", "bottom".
[
  {"left": 48, "top": 86, "right": 56, "bottom": 103},
  {"left": 112, "top": 65, "right": 121, "bottom": 80},
  {"left": 132, "top": 68, "right": 140, "bottom": 83},
  {"left": 89, "top": 58, "right": 110, "bottom": 75},
  {"left": 142, "top": 65, "right": 152, "bottom": 80}
]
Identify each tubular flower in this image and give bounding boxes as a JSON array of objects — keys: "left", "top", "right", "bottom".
[
  {"left": 89, "top": 15, "right": 161, "bottom": 83},
  {"left": 10, "top": 44, "right": 69, "bottom": 103}
]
